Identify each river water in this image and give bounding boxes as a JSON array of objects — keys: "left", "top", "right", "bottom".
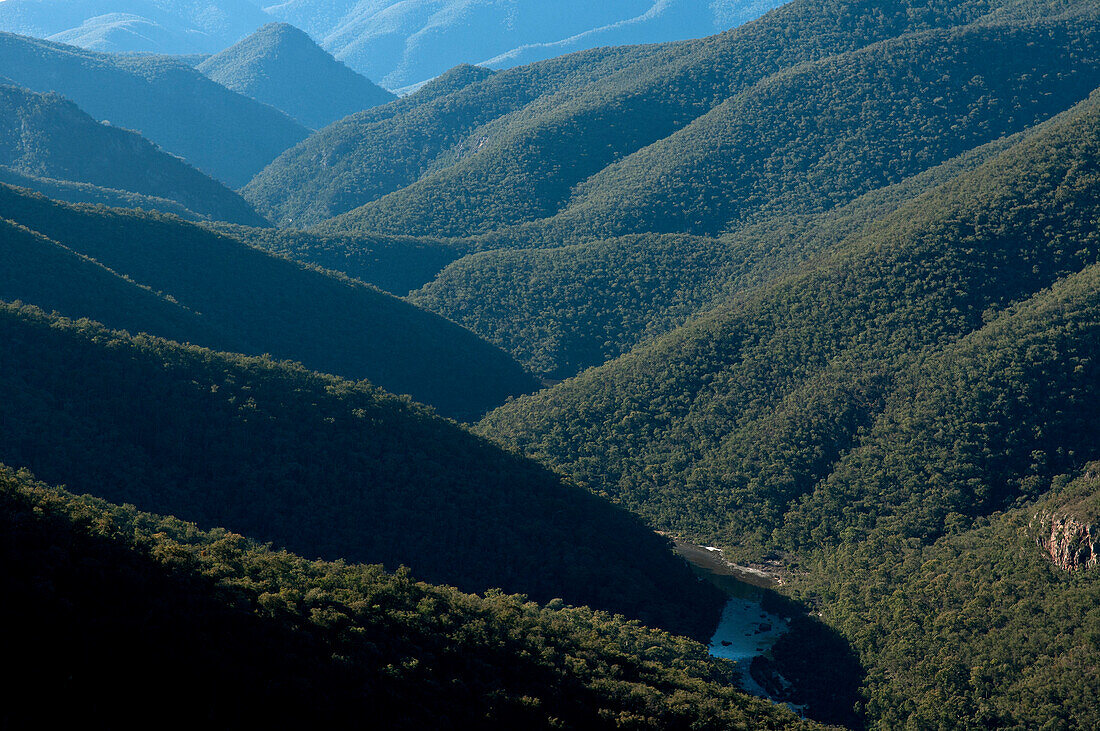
[{"left": 670, "top": 540, "right": 792, "bottom": 699}]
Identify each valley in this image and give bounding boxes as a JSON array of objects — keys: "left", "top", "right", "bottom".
[{"left": 2, "top": 0, "right": 1100, "bottom": 728}]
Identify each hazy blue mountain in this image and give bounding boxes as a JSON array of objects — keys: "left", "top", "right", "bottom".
[
  {"left": 0, "top": 1, "right": 790, "bottom": 91},
  {"left": 0, "top": 83, "right": 267, "bottom": 224},
  {"left": 0, "top": 31, "right": 308, "bottom": 186},
  {"left": 0, "top": 0, "right": 269, "bottom": 54},
  {"left": 266, "top": 0, "right": 792, "bottom": 91},
  {"left": 197, "top": 22, "right": 395, "bottom": 129}
]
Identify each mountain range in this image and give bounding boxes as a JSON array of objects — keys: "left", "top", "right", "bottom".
[
  {"left": 0, "top": 0, "right": 790, "bottom": 90},
  {"left": 4, "top": 0, "right": 1100, "bottom": 726},
  {"left": 0, "top": 183, "right": 536, "bottom": 419},
  {"left": 0, "top": 82, "right": 266, "bottom": 223},
  {"left": 0, "top": 30, "right": 308, "bottom": 186}
]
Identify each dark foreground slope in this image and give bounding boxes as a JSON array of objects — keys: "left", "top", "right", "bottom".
[
  {"left": 0, "top": 466, "right": 823, "bottom": 730},
  {"left": 0, "top": 31, "right": 307, "bottom": 186},
  {"left": 0, "top": 304, "right": 724, "bottom": 641},
  {"left": 0, "top": 83, "right": 266, "bottom": 224},
  {"left": 197, "top": 23, "right": 395, "bottom": 129},
  {"left": 0, "top": 184, "right": 535, "bottom": 419}
]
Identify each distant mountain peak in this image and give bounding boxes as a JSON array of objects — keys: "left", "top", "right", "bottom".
[{"left": 197, "top": 21, "right": 395, "bottom": 129}]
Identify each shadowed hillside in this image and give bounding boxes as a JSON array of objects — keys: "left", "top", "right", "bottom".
[
  {"left": 0, "top": 83, "right": 266, "bottom": 224},
  {"left": 0, "top": 184, "right": 536, "bottom": 419},
  {"left": 0, "top": 31, "right": 307, "bottom": 186}
]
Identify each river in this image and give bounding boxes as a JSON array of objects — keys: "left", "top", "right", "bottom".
[{"left": 670, "top": 539, "right": 802, "bottom": 706}]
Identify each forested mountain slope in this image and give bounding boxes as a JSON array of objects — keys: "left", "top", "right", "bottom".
[
  {"left": 244, "top": 43, "right": 668, "bottom": 226},
  {"left": 0, "top": 304, "right": 725, "bottom": 641},
  {"left": 333, "top": 11, "right": 1100, "bottom": 238},
  {"left": 479, "top": 84, "right": 1100, "bottom": 556},
  {"left": 0, "top": 31, "right": 307, "bottom": 186},
  {"left": 0, "top": 218, "right": 223, "bottom": 345},
  {"left": 217, "top": 223, "right": 469, "bottom": 296},
  {"left": 0, "top": 185, "right": 536, "bottom": 419},
  {"left": 0, "top": 465, "right": 825, "bottom": 730},
  {"left": 409, "top": 135, "right": 1022, "bottom": 378},
  {"left": 0, "top": 83, "right": 266, "bottom": 224},
  {"left": 197, "top": 23, "right": 395, "bottom": 129},
  {"left": 258, "top": 0, "right": 1041, "bottom": 231},
  {"left": 790, "top": 467, "right": 1100, "bottom": 726}
]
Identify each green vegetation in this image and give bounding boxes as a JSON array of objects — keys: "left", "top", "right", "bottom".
[
  {"left": 410, "top": 135, "right": 1020, "bottom": 378},
  {"left": 197, "top": 23, "right": 395, "bottom": 130},
  {"left": 467, "top": 45, "right": 1100, "bottom": 727},
  {"left": 215, "top": 223, "right": 468, "bottom": 296},
  {"left": 244, "top": 42, "right": 657, "bottom": 226},
  {"left": 263, "top": 0, "right": 1031, "bottom": 234},
  {"left": 479, "top": 83, "right": 1100, "bottom": 556},
  {"left": 0, "top": 82, "right": 266, "bottom": 224},
  {"left": 332, "top": 13, "right": 1100, "bottom": 238},
  {"left": 0, "top": 302, "right": 725, "bottom": 640},
  {"left": 0, "top": 184, "right": 536, "bottom": 419},
  {"left": 0, "top": 30, "right": 307, "bottom": 186},
  {"left": 8, "top": 0, "right": 1100, "bottom": 726},
  {"left": 1, "top": 465, "right": 826, "bottom": 729},
  {"left": 786, "top": 465, "right": 1100, "bottom": 729}
]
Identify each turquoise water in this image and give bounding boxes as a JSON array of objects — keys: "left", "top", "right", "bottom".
[
  {"left": 707, "top": 594, "right": 789, "bottom": 695},
  {"left": 668, "top": 538, "right": 793, "bottom": 698}
]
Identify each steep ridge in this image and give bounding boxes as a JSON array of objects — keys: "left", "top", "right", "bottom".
[
  {"left": 0, "top": 83, "right": 266, "bottom": 225},
  {"left": 0, "top": 465, "right": 823, "bottom": 730},
  {"left": 197, "top": 23, "right": 395, "bottom": 130},
  {"left": 0, "top": 217, "right": 223, "bottom": 345},
  {"left": 0, "top": 166, "right": 205, "bottom": 220},
  {"left": 0, "top": 31, "right": 308, "bottom": 186},
  {"left": 777, "top": 259, "right": 1100, "bottom": 550},
  {"left": 477, "top": 86, "right": 1100, "bottom": 553},
  {"left": 254, "top": 0, "right": 1015, "bottom": 228},
  {"left": 244, "top": 43, "right": 665, "bottom": 226},
  {"left": 0, "top": 184, "right": 537, "bottom": 420},
  {"left": 409, "top": 135, "right": 1022, "bottom": 378},
  {"left": 0, "top": 304, "right": 724, "bottom": 641},
  {"left": 335, "top": 11, "right": 1100, "bottom": 237}
]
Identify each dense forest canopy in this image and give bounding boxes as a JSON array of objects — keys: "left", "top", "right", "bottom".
[
  {"left": 4, "top": 0, "right": 1100, "bottom": 727},
  {"left": 0, "top": 303, "right": 724, "bottom": 640},
  {"left": 0, "top": 183, "right": 536, "bottom": 419},
  {"left": 0, "top": 465, "right": 826, "bottom": 730}
]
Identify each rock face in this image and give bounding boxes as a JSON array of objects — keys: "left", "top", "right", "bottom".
[{"left": 1033, "top": 512, "right": 1099, "bottom": 572}]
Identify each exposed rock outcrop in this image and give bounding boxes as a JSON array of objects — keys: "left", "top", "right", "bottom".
[{"left": 1032, "top": 511, "right": 1099, "bottom": 572}]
